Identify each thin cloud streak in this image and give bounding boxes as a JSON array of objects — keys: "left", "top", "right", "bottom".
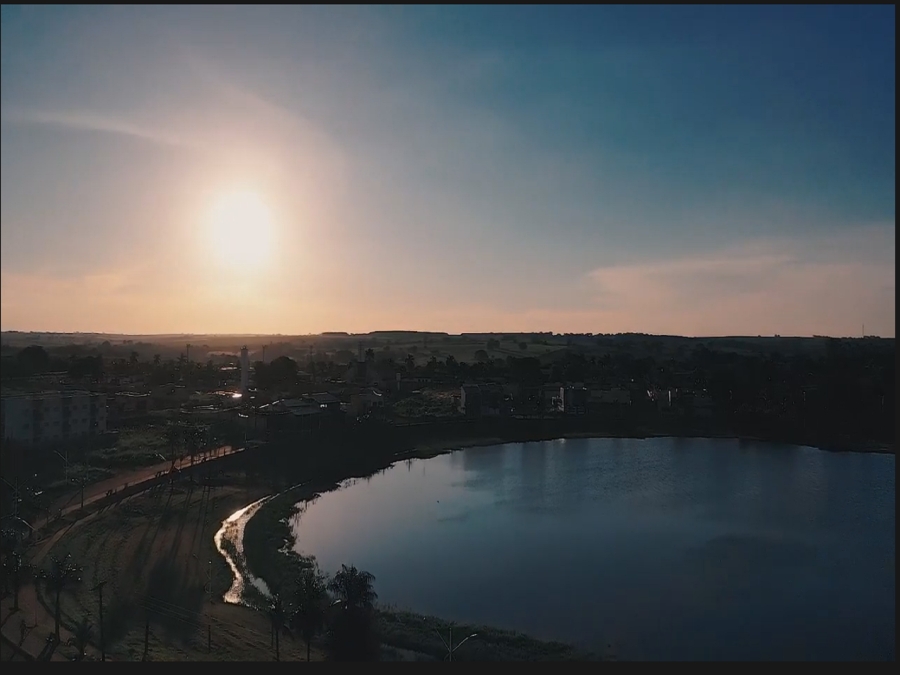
[{"left": 0, "top": 107, "right": 198, "bottom": 149}]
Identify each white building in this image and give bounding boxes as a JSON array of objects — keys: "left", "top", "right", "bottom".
[{"left": 0, "top": 391, "right": 107, "bottom": 445}]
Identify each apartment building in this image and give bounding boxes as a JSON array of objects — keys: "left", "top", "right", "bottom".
[{"left": 0, "top": 391, "right": 108, "bottom": 445}]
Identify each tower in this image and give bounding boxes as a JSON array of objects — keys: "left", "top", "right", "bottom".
[{"left": 240, "top": 346, "right": 250, "bottom": 394}]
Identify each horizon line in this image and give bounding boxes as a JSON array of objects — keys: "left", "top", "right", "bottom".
[{"left": 0, "top": 330, "right": 893, "bottom": 340}]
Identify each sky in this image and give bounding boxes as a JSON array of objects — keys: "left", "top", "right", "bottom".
[{"left": 0, "top": 6, "right": 895, "bottom": 337}]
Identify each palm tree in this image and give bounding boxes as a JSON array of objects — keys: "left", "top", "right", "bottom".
[
  {"left": 325, "top": 565, "right": 379, "bottom": 662},
  {"left": 327, "top": 565, "right": 377, "bottom": 612},
  {"left": 405, "top": 354, "right": 416, "bottom": 373},
  {"left": 129, "top": 351, "right": 139, "bottom": 366},
  {"left": 153, "top": 354, "right": 161, "bottom": 367},
  {"left": 292, "top": 565, "right": 329, "bottom": 661},
  {"left": 68, "top": 617, "right": 93, "bottom": 661},
  {"left": 43, "top": 554, "right": 83, "bottom": 640},
  {"left": 267, "top": 592, "right": 287, "bottom": 661}
]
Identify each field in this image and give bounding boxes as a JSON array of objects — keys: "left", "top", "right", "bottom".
[
  {"left": 35, "top": 473, "right": 327, "bottom": 661},
  {"left": 392, "top": 389, "right": 457, "bottom": 418},
  {"left": 86, "top": 427, "right": 173, "bottom": 470}
]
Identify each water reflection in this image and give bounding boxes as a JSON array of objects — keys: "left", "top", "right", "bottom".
[
  {"left": 287, "top": 438, "right": 895, "bottom": 660},
  {"left": 519, "top": 442, "right": 548, "bottom": 511},
  {"left": 214, "top": 497, "right": 273, "bottom": 604}
]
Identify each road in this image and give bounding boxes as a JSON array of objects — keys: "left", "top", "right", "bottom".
[{"left": 37, "top": 445, "right": 243, "bottom": 531}]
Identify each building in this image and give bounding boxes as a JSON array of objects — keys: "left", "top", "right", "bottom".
[
  {"left": 349, "top": 388, "right": 385, "bottom": 417},
  {"left": 0, "top": 391, "right": 107, "bottom": 445},
  {"left": 253, "top": 394, "right": 344, "bottom": 435},
  {"left": 240, "top": 346, "right": 250, "bottom": 394},
  {"left": 309, "top": 392, "right": 341, "bottom": 413},
  {"left": 459, "top": 384, "right": 503, "bottom": 417},
  {"left": 558, "top": 385, "right": 588, "bottom": 414}
]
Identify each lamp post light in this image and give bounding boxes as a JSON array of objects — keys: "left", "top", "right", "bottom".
[{"left": 432, "top": 624, "right": 478, "bottom": 662}]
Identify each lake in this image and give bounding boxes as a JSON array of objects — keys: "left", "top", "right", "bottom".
[{"left": 288, "top": 437, "right": 895, "bottom": 660}]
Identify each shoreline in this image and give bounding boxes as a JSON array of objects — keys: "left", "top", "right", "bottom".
[
  {"left": 236, "top": 431, "right": 892, "bottom": 660},
  {"left": 402, "top": 429, "right": 895, "bottom": 461}
]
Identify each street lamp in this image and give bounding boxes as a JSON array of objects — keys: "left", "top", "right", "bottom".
[
  {"left": 432, "top": 624, "right": 478, "bottom": 661},
  {"left": 54, "top": 449, "right": 70, "bottom": 486}
]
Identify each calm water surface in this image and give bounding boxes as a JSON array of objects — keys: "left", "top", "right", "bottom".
[{"left": 289, "top": 437, "right": 895, "bottom": 660}]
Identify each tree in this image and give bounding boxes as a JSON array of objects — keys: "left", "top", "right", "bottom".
[
  {"left": 129, "top": 351, "right": 139, "bottom": 366},
  {"left": 68, "top": 617, "right": 93, "bottom": 661},
  {"left": 17, "top": 345, "right": 50, "bottom": 374},
  {"left": 474, "top": 349, "right": 489, "bottom": 363},
  {"left": 325, "top": 565, "right": 379, "bottom": 661},
  {"left": 2, "top": 549, "right": 31, "bottom": 611},
  {"left": 292, "top": 564, "right": 329, "bottom": 661},
  {"left": 153, "top": 354, "right": 161, "bottom": 366},
  {"left": 43, "top": 554, "right": 83, "bottom": 640},
  {"left": 267, "top": 592, "right": 288, "bottom": 661},
  {"left": 364, "top": 348, "right": 375, "bottom": 364},
  {"left": 405, "top": 354, "right": 416, "bottom": 373},
  {"left": 328, "top": 565, "right": 377, "bottom": 612},
  {"left": 165, "top": 424, "right": 184, "bottom": 468},
  {"left": 445, "top": 355, "right": 458, "bottom": 374}
]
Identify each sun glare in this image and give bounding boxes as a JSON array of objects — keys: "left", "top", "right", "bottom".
[{"left": 208, "top": 190, "right": 274, "bottom": 269}]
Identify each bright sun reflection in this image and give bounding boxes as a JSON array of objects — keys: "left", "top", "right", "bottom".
[{"left": 208, "top": 190, "right": 274, "bottom": 269}]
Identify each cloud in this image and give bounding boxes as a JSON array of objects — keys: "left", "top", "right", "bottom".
[
  {"left": 585, "top": 224, "right": 895, "bottom": 337},
  {"left": 0, "top": 107, "right": 198, "bottom": 149}
]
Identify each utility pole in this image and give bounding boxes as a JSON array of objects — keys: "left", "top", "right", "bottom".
[
  {"left": 92, "top": 581, "right": 107, "bottom": 661},
  {"left": 1, "top": 477, "right": 20, "bottom": 520},
  {"left": 143, "top": 613, "right": 150, "bottom": 661},
  {"left": 54, "top": 449, "right": 69, "bottom": 487},
  {"left": 80, "top": 455, "right": 88, "bottom": 511}
]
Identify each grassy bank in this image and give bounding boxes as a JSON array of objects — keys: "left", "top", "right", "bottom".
[
  {"left": 375, "top": 608, "right": 594, "bottom": 661},
  {"left": 34, "top": 472, "right": 329, "bottom": 661}
]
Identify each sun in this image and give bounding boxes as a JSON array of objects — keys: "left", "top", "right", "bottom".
[{"left": 207, "top": 190, "right": 274, "bottom": 268}]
